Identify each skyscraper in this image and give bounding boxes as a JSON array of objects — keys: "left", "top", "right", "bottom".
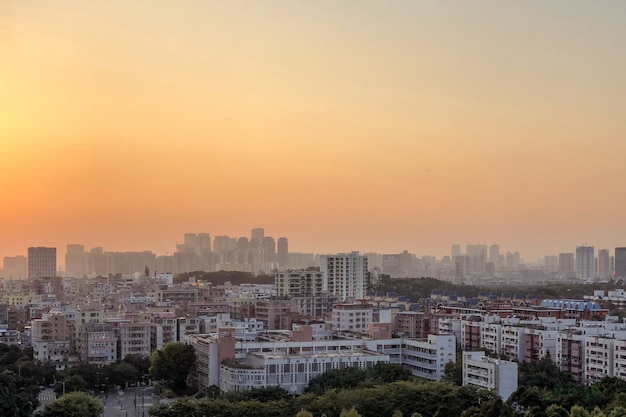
[
  {"left": 65, "top": 244, "right": 86, "bottom": 277},
  {"left": 598, "top": 249, "right": 611, "bottom": 280},
  {"left": 576, "top": 246, "right": 594, "bottom": 282},
  {"left": 615, "top": 248, "right": 626, "bottom": 278},
  {"left": 320, "top": 252, "right": 368, "bottom": 300},
  {"left": 558, "top": 253, "right": 575, "bottom": 277},
  {"left": 489, "top": 244, "right": 500, "bottom": 264},
  {"left": 277, "top": 237, "right": 288, "bottom": 267},
  {"left": 28, "top": 247, "right": 57, "bottom": 278}
]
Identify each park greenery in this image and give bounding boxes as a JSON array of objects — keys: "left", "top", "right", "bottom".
[
  {"left": 39, "top": 391, "right": 103, "bottom": 417},
  {"left": 149, "top": 341, "right": 196, "bottom": 395}
]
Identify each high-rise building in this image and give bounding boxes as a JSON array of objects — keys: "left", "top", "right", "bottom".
[
  {"left": 65, "top": 244, "right": 86, "bottom": 277},
  {"left": 558, "top": 253, "right": 575, "bottom": 277},
  {"left": 489, "top": 244, "right": 500, "bottom": 264},
  {"left": 616, "top": 248, "right": 626, "bottom": 278},
  {"left": 451, "top": 244, "right": 462, "bottom": 260},
  {"left": 262, "top": 237, "right": 276, "bottom": 263},
  {"left": 598, "top": 249, "right": 611, "bottom": 280},
  {"left": 28, "top": 247, "right": 57, "bottom": 278},
  {"left": 575, "top": 246, "right": 594, "bottom": 282},
  {"left": 197, "top": 233, "right": 212, "bottom": 253},
  {"left": 320, "top": 252, "right": 368, "bottom": 300},
  {"left": 251, "top": 228, "right": 265, "bottom": 243},
  {"left": 277, "top": 237, "right": 288, "bottom": 267},
  {"left": 466, "top": 244, "right": 487, "bottom": 274},
  {"left": 2, "top": 255, "right": 27, "bottom": 279},
  {"left": 544, "top": 255, "right": 558, "bottom": 272}
]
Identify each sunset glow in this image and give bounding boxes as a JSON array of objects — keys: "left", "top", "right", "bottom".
[{"left": 2, "top": 1, "right": 626, "bottom": 262}]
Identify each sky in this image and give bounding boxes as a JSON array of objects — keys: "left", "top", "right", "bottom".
[{"left": 1, "top": 1, "right": 626, "bottom": 264}]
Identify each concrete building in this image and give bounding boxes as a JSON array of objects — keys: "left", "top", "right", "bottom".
[
  {"left": 277, "top": 237, "right": 288, "bottom": 267},
  {"left": 395, "top": 311, "right": 430, "bottom": 339},
  {"left": 598, "top": 249, "right": 612, "bottom": 280},
  {"left": 186, "top": 329, "right": 455, "bottom": 395},
  {"left": 463, "top": 351, "right": 518, "bottom": 400},
  {"left": 331, "top": 302, "right": 373, "bottom": 334},
  {"left": 32, "top": 313, "right": 72, "bottom": 367},
  {"left": 320, "top": 252, "right": 368, "bottom": 301},
  {"left": 28, "top": 247, "right": 57, "bottom": 278},
  {"left": 576, "top": 246, "right": 595, "bottom": 282},
  {"left": 616, "top": 248, "right": 626, "bottom": 279},
  {"left": 559, "top": 253, "right": 575, "bottom": 277}
]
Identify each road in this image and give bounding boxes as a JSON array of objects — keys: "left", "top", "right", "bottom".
[
  {"left": 102, "top": 387, "right": 158, "bottom": 417},
  {"left": 36, "top": 386, "right": 162, "bottom": 417}
]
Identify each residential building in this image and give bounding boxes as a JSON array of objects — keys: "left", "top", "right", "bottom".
[
  {"left": 576, "top": 246, "right": 595, "bottom": 282},
  {"left": 320, "top": 252, "right": 368, "bottom": 301},
  {"left": 463, "top": 351, "right": 518, "bottom": 400},
  {"left": 28, "top": 247, "right": 57, "bottom": 278}
]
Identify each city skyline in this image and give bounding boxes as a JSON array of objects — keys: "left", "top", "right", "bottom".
[
  {"left": 2, "top": 2, "right": 625, "bottom": 264},
  {"left": 1, "top": 231, "right": 625, "bottom": 271}
]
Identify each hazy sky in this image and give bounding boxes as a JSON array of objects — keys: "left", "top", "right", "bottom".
[{"left": 1, "top": 1, "right": 625, "bottom": 263}]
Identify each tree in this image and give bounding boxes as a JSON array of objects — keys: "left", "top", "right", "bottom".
[
  {"left": 41, "top": 392, "right": 103, "bottom": 417},
  {"left": 149, "top": 341, "right": 195, "bottom": 393},
  {"left": 0, "top": 370, "right": 39, "bottom": 417},
  {"left": 340, "top": 407, "right": 363, "bottom": 417}
]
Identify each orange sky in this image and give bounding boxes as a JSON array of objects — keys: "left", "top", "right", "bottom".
[{"left": 1, "top": 1, "right": 626, "bottom": 263}]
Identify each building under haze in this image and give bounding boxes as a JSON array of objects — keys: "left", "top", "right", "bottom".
[
  {"left": 598, "top": 249, "right": 611, "bottom": 280},
  {"left": 559, "top": 253, "right": 575, "bottom": 277},
  {"left": 320, "top": 252, "right": 368, "bottom": 301},
  {"left": 28, "top": 247, "right": 57, "bottom": 278},
  {"left": 576, "top": 246, "right": 595, "bottom": 282},
  {"left": 616, "top": 248, "right": 626, "bottom": 279},
  {"left": 277, "top": 237, "right": 288, "bottom": 267},
  {"left": 2, "top": 255, "right": 27, "bottom": 279}
]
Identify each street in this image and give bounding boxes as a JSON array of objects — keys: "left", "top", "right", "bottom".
[{"left": 101, "top": 387, "right": 158, "bottom": 417}]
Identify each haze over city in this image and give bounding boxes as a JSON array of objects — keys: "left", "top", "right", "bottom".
[{"left": 2, "top": 1, "right": 626, "bottom": 262}]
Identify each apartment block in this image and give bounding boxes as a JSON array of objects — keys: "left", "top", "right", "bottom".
[
  {"left": 463, "top": 351, "right": 518, "bottom": 400},
  {"left": 332, "top": 302, "right": 373, "bottom": 334}
]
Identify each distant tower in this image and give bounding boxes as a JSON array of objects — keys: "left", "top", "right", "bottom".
[
  {"left": 65, "top": 244, "right": 86, "bottom": 277},
  {"left": 558, "top": 253, "right": 575, "bottom": 277},
  {"left": 262, "top": 237, "right": 276, "bottom": 263},
  {"left": 251, "top": 228, "right": 264, "bottom": 242},
  {"left": 489, "top": 244, "right": 500, "bottom": 264},
  {"left": 277, "top": 237, "right": 288, "bottom": 267},
  {"left": 598, "top": 249, "right": 611, "bottom": 280},
  {"left": 615, "top": 247, "right": 626, "bottom": 278},
  {"left": 576, "top": 246, "right": 594, "bottom": 282},
  {"left": 28, "top": 247, "right": 57, "bottom": 278}
]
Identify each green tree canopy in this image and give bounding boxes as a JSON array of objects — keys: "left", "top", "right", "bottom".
[
  {"left": 41, "top": 392, "right": 103, "bottom": 417},
  {"left": 149, "top": 341, "right": 195, "bottom": 393}
]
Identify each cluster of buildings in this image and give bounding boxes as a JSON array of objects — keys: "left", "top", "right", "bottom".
[
  {"left": 4, "top": 241, "right": 626, "bottom": 401},
  {"left": 3, "top": 238, "right": 626, "bottom": 287}
]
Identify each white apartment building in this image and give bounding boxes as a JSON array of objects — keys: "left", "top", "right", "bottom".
[
  {"left": 331, "top": 303, "right": 373, "bottom": 334},
  {"left": 480, "top": 322, "right": 501, "bottom": 355},
  {"left": 320, "top": 252, "right": 368, "bottom": 301},
  {"left": 186, "top": 328, "right": 455, "bottom": 395},
  {"left": 584, "top": 335, "right": 614, "bottom": 384},
  {"left": 500, "top": 325, "right": 525, "bottom": 362},
  {"left": 463, "top": 351, "right": 518, "bottom": 400},
  {"left": 274, "top": 270, "right": 324, "bottom": 298}
]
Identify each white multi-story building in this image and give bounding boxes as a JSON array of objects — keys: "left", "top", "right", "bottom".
[
  {"left": 500, "top": 325, "right": 525, "bottom": 362},
  {"left": 480, "top": 322, "right": 501, "bottom": 355},
  {"left": 320, "top": 252, "right": 368, "bottom": 301},
  {"left": 463, "top": 351, "right": 518, "bottom": 400},
  {"left": 576, "top": 246, "right": 595, "bottom": 282},
  {"left": 186, "top": 328, "right": 455, "bottom": 395},
  {"left": 584, "top": 335, "right": 614, "bottom": 384},
  {"left": 331, "top": 303, "right": 373, "bottom": 334}
]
